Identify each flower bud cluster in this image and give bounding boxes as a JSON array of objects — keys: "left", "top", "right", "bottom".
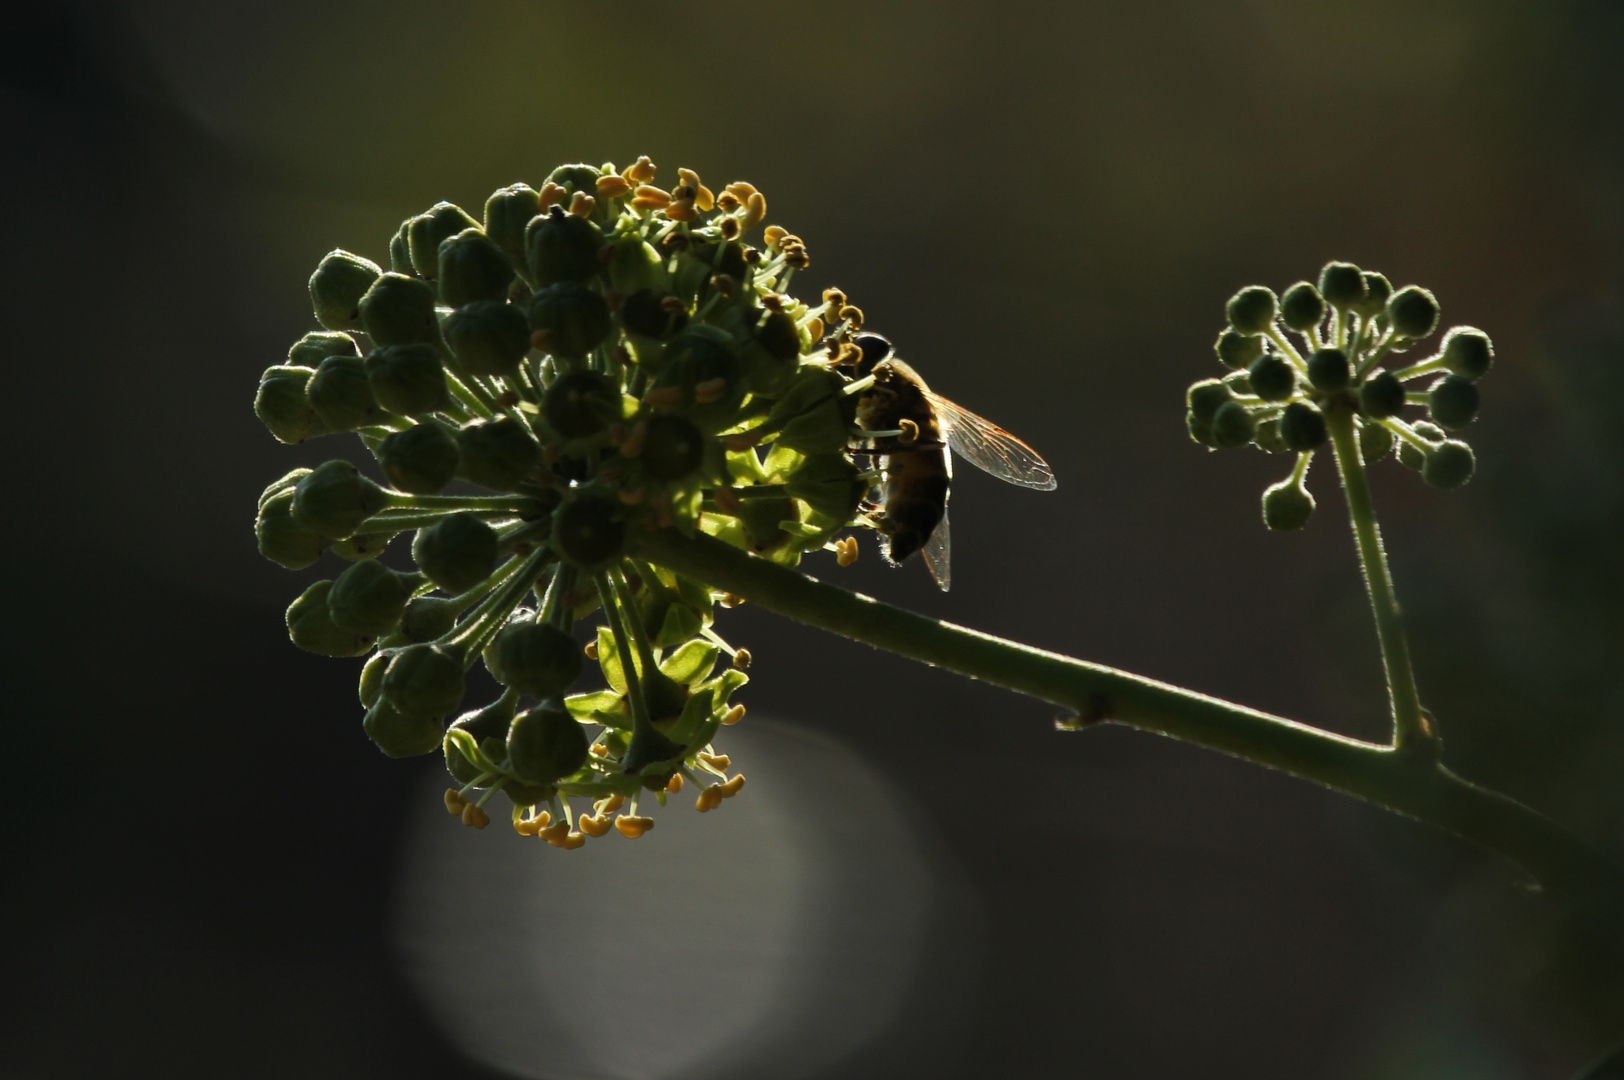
[
  {"left": 255, "top": 158, "right": 882, "bottom": 846},
  {"left": 1187, "top": 262, "right": 1494, "bottom": 530}
]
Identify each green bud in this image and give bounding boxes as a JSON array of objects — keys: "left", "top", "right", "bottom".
[
  {"left": 1386, "top": 285, "right": 1439, "bottom": 340},
  {"left": 480, "top": 607, "right": 534, "bottom": 683},
  {"left": 544, "top": 370, "right": 620, "bottom": 440},
  {"left": 1397, "top": 420, "right": 1444, "bottom": 471},
  {"left": 1215, "top": 328, "right": 1264, "bottom": 369},
  {"left": 1278, "top": 401, "right": 1328, "bottom": 451},
  {"left": 288, "top": 330, "right": 360, "bottom": 368},
  {"left": 1353, "top": 272, "right": 1391, "bottom": 319},
  {"left": 436, "top": 228, "right": 515, "bottom": 309},
  {"left": 1210, "top": 400, "right": 1255, "bottom": 448},
  {"left": 309, "top": 249, "right": 383, "bottom": 332},
  {"left": 755, "top": 310, "right": 801, "bottom": 362},
  {"left": 388, "top": 224, "right": 412, "bottom": 275},
  {"left": 493, "top": 623, "right": 582, "bottom": 698},
  {"left": 377, "top": 420, "right": 460, "bottom": 494},
  {"left": 412, "top": 513, "right": 497, "bottom": 593},
  {"left": 547, "top": 163, "right": 602, "bottom": 196},
  {"left": 1441, "top": 326, "right": 1493, "bottom": 380},
  {"left": 551, "top": 494, "right": 626, "bottom": 569},
  {"left": 328, "top": 558, "right": 414, "bottom": 637},
  {"left": 365, "top": 344, "right": 450, "bottom": 418},
  {"left": 1358, "top": 417, "right": 1394, "bottom": 463},
  {"left": 1279, "top": 281, "right": 1326, "bottom": 333},
  {"left": 260, "top": 467, "right": 312, "bottom": 509},
  {"left": 291, "top": 460, "right": 389, "bottom": 540},
  {"left": 455, "top": 417, "right": 541, "bottom": 492},
  {"left": 507, "top": 700, "right": 589, "bottom": 786},
  {"left": 620, "top": 289, "right": 688, "bottom": 342},
  {"left": 1318, "top": 262, "right": 1366, "bottom": 309},
  {"left": 383, "top": 642, "right": 466, "bottom": 718},
  {"left": 1247, "top": 354, "right": 1297, "bottom": 402},
  {"left": 398, "top": 594, "right": 460, "bottom": 643},
  {"left": 1222, "top": 370, "right": 1254, "bottom": 396},
  {"left": 256, "top": 489, "right": 326, "bottom": 570},
  {"left": 1253, "top": 416, "right": 1286, "bottom": 453},
  {"left": 359, "top": 272, "right": 439, "bottom": 346},
  {"left": 359, "top": 650, "right": 388, "bottom": 707},
  {"left": 307, "top": 355, "right": 377, "bottom": 432},
  {"left": 287, "top": 580, "right": 375, "bottom": 657},
  {"left": 608, "top": 236, "right": 671, "bottom": 296},
  {"left": 1226, "top": 285, "right": 1278, "bottom": 336},
  {"left": 1422, "top": 439, "right": 1475, "bottom": 489},
  {"left": 641, "top": 415, "right": 705, "bottom": 482},
  {"left": 407, "top": 202, "right": 480, "bottom": 280},
  {"left": 484, "top": 184, "right": 540, "bottom": 263},
  {"left": 1359, "top": 370, "right": 1405, "bottom": 419},
  {"left": 255, "top": 365, "right": 326, "bottom": 444},
  {"left": 363, "top": 699, "right": 444, "bottom": 758},
  {"left": 1262, "top": 477, "right": 1315, "bottom": 531},
  {"left": 1186, "top": 410, "right": 1216, "bottom": 448},
  {"left": 443, "top": 300, "right": 530, "bottom": 378},
  {"left": 1306, "top": 347, "right": 1351, "bottom": 393},
  {"left": 528, "top": 282, "right": 611, "bottom": 359},
  {"left": 786, "top": 452, "right": 866, "bottom": 522},
  {"left": 1186, "top": 378, "right": 1232, "bottom": 423},
  {"left": 1427, "top": 374, "right": 1479, "bottom": 430},
  {"left": 446, "top": 695, "right": 520, "bottom": 784},
  {"left": 525, "top": 206, "right": 603, "bottom": 287},
  {"left": 331, "top": 531, "right": 393, "bottom": 560}
]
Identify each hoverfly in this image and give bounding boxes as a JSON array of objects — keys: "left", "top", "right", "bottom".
[{"left": 848, "top": 332, "right": 1056, "bottom": 591}]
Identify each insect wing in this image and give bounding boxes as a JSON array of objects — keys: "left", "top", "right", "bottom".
[
  {"left": 921, "top": 504, "right": 951, "bottom": 592},
  {"left": 929, "top": 393, "right": 1058, "bottom": 490}
]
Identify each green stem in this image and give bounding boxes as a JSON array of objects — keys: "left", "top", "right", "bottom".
[
  {"left": 595, "top": 572, "right": 651, "bottom": 732},
  {"left": 632, "top": 526, "right": 1623, "bottom": 899},
  {"left": 1325, "top": 401, "right": 1429, "bottom": 755}
]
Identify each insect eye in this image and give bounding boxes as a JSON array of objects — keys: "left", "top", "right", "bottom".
[{"left": 853, "top": 333, "right": 892, "bottom": 365}]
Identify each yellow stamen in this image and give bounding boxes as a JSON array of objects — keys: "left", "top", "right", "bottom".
[
  {"left": 666, "top": 198, "right": 698, "bottom": 222},
  {"left": 623, "top": 155, "right": 657, "bottom": 183},
  {"left": 557, "top": 831, "right": 587, "bottom": 849},
  {"left": 538, "top": 181, "right": 567, "bottom": 210},
  {"left": 719, "top": 774, "right": 746, "bottom": 798},
  {"left": 803, "top": 317, "right": 824, "bottom": 343},
  {"left": 540, "top": 821, "right": 570, "bottom": 845},
  {"left": 697, "top": 751, "right": 731, "bottom": 770},
  {"left": 578, "top": 813, "right": 614, "bottom": 837},
  {"left": 614, "top": 815, "right": 655, "bottom": 838},
  {"left": 695, "top": 786, "right": 724, "bottom": 812},
  {"left": 763, "top": 225, "right": 787, "bottom": 248},
  {"left": 569, "top": 191, "right": 596, "bottom": 217},
  {"left": 898, "top": 419, "right": 919, "bottom": 445},
  {"left": 444, "top": 788, "right": 468, "bottom": 814},
  {"left": 631, "top": 184, "right": 671, "bottom": 209},
  {"left": 596, "top": 175, "right": 631, "bottom": 199},
  {"left": 666, "top": 773, "right": 685, "bottom": 794},
  {"left": 725, "top": 181, "right": 758, "bottom": 200},
  {"left": 835, "top": 536, "right": 859, "bottom": 567},
  {"left": 732, "top": 648, "right": 752, "bottom": 671},
  {"left": 584, "top": 640, "right": 599, "bottom": 659},
  {"left": 721, "top": 704, "right": 746, "bottom": 726},
  {"left": 741, "top": 191, "right": 767, "bottom": 231}
]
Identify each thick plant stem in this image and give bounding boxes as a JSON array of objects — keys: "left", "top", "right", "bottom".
[
  {"left": 633, "top": 527, "right": 1623, "bottom": 900},
  {"left": 1324, "top": 401, "right": 1432, "bottom": 756}
]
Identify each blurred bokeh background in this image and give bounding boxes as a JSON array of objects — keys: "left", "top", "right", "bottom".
[{"left": 5, "top": 1, "right": 1624, "bottom": 1076}]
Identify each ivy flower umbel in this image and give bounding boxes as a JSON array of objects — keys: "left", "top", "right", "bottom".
[
  {"left": 1187, "top": 261, "right": 1492, "bottom": 529},
  {"left": 255, "top": 158, "right": 889, "bottom": 848}
]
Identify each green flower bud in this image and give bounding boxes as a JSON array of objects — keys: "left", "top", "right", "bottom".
[
  {"left": 483, "top": 184, "right": 540, "bottom": 263},
  {"left": 620, "top": 289, "right": 688, "bottom": 342},
  {"left": 1279, "top": 401, "right": 1328, "bottom": 451},
  {"left": 365, "top": 344, "right": 450, "bottom": 418},
  {"left": 453, "top": 416, "right": 541, "bottom": 492},
  {"left": 331, "top": 531, "right": 393, "bottom": 560},
  {"left": 287, "top": 579, "right": 375, "bottom": 657},
  {"left": 359, "top": 272, "right": 439, "bottom": 346},
  {"left": 543, "top": 370, "right": 620, "bottom": 440},
  {"left": 1223, "top": 370, "right": 1254, "bottom": 396},
  {"left": 288, "top": 330, "right": 360, "bottom": 368},
  {"left": 443, "top": 300, "right": 530, "bottom": 378},
  {"left": 383, "top": 642, "right": 466, "bottom": 718},
  {"left": 1353, "top": 272, "right": 1391, "bottom": 319},
  {"left": 525, "top": 206, "right": 603, "bottom": 287},
  {"left": 1210, "top": 400, "right": 1255, "bottom": 448},
  {"left": 1279, "top": 281, "right": 1326, "bottom": 333},
  {"left": 608, "top": 236, "right": 671, "bottom": 296},
  {"left": 528, "top": 281, "right": 611, "bottom": 359},
  {"left": 1358, "top": 417, "right": 1394, "bottom": 463},
  {"left": 1440, "top": 326, "right": 1493, "bottom": 380},
  {"left": 786, "top": 452, "right": 867, "bottom": 522},
  {"left": 1226, "top": 285, "right": 1278, "bottom": 336},
  {"left": 1427, "top": 374, "right": 1480, "bottom": 430},
  {"left": 755, "top": 309, "right": 801, "bottom": 362},
  {"left": 1359, "top": 370, "right": 1405, "bottom": 418},
  {"left": 1254, "top": 416, "right": 1286, "bottom": 453},
  {"left": 1247, "top": 354, "right": 1297, "bottom": 402},
  {"left": 328, "top": 558, "right": 414, "bottom": 637},
  {"left": 765, "top": 365, "right": 849, "bottom": 451},
  {"left": 309, "top": 249, "right": 383, "bottom": 332},
  {"left": 255, "top": 365, "right": 326, "bottom": 444},
  {"left": 480, "top": 607, "right": 535, "bottom": 683},
  {"left": 493, "top": 623, "right": 582, "bottom": 698},
  {"left": 547, "top": 163, "right": 602, "bottom": 196},
  {"left": 551, "top": 494, "right": 626, "bottom": 569},
  {"left": 1318, "top": 262, "right": 1366, "bottom": 309},
  {"left": 411, "top": 513, "right": 497, "bottom": 593},
  {"left": 388, "top": 224, "right": 412, "bottom": 275},
  {"left": 1186, "top": 378, "right": 1231, "bottom": 423},
  {"left": 359, "top": 650, "right": 388, "bottom": 707},
  {"left": 407, "top": 202, "right": 480, "bottom": 280},
  {"left": 1186, "top": 410, "right": 1216, "bottom": 448},
  {"left": 398, "top": 594, "right": 460, "bottom": 643},
  {"left": 307, "top": 355, "right": 378, "bottom": 432},
  {"left": 1262, "top": 477, "right": 1315, "bottom": 531},
  {"left": 256, "top": 489, "right": 326, "bottom": 570},
  {"left": 507, "top": 700, "right": 589, "bottom": 786},
  {"left": 377, "top": 420, "right": 460, "bottom": 494},
  {"left": 1422, "top": 439, "right": 1475, "bottom": 489},
  {"left": 436, "top": 228, "right": 515, "bottom": 309},
  {"left": 1397, "top": 420, "right": 1444, "bottom": 471},
  {"left": 1386, "top": 285, "right": 1439, "bottom": 340},
  {"left": 291, "top": 460, "right": 389, "bottom": 540},
  {"left": 1215, "top": 328, "right": 1264, "bottom": 369},
  {"left": 446, "top": 695, "right": 520, "bottom": 784},
  {"left": 363, "top": 699, "right": 444, "bottom": 758},
  {"left": 1306, "top": 348, "right": 1351, "bottom": 393},
  {"left": 641, "top": 415, "right": 705, "bottom": 482}
]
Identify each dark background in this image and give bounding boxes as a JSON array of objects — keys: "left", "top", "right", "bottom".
[{"left": 5, "top": 1, "right": 1624, "bottom": 1076}]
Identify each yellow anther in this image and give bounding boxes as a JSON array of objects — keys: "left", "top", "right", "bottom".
[
  {"left": 725, "top": 181, "right": 758, "bottom": 200},
  {"left": 623, "top": 155, "right": 657, "bottom": 183},
  {"left": 838, "top": 305, "right": 864, "bottom": 329},
  {"left": 578, "top": 813, "right": 614, "bottom": 837},
  {"left": 822, "top": 287, "right": 848, "bottom": 310},
  {"left": 631, "top": 184, "right": 671, "bottom": 209},
  {"left": 666, "top": 198, "right": 698, "bottom": 222},
  {"left": 462, "top": 803, "right": 490, "bottom": 828},
  {"left": 721, "top": 704, "right": 746, "bottom": 726},
  {"left": 595, "top": 793, "right": 626, "bottom": 815},
  {"left": 514, "top": 817, "right": 542, "bottom": 836},
  {"left": 618, "top": 486, "right": 647, "bottom": 505},
  {"left": 677, "top": 169, "right": 715, "bottom": 209},
  {"left": 719, "top": 774, "right": 746, "bottom": 798},
  {"left": 741, "top": 191, "right": 767, "bottom": 232},
  {"left": 712, "top": 487, "right": 742, "bottom": 515},
  {"left": 694, "top": 377, "right": 728, "bottom": 404},
  {"left": 732, "top": 648, "right": 752, "bottom": 671},
  {"left": 666, "top": 773, "right": 685, "bottom": 794},
  {"left": 444, "top": 788, "right": 468, "bottom": 814},
  {"left": 532, "top": 810, "right": 552, "bottom": 829},
  {"left": 540, "top": 821, "right": 570, "bottom": 845},
  {"left": 898, "top": 419, "right": 919, "bottom": 445},
  {"left": 695, "top": 786, "right": 724, "bottom": 812},
  {"left": 803, "top": 317, "right": 824, "bottom": 343},
  {"left": 538, "top": 181, "right": 567, "bottom": 210},
  {"left": 557, "top": 831, "right": 587, "bottom": 849},
  {"left": 569, "top": 191, "right": 596, "bottom": 217},
  {"left": 590, "top": 742, "right": 610, "bottom": 757},
  {"left": 584, "top": 640, "right": 599, "bottom": 659},
  {"left": 646, "top": 386, "right": 683, "bottom": 410},
  {"left": 763, "top": 225, "right": 787, "bottom": 249},
  {"left": 620, "top": 420, "right": 648, "bottom": 458},
  {"left": 716, "top": 191, "right": 742, "bottom": 212},
  {"left": 698, "top": 751, "right": 731, "bottom": 770},
  {"left": 596, "top": 174, "right": 631, "bottom": 199},
  {"left": 835, "top": 536, "right": 859, "bottom": 567},
  {"left": 614, "top": 814, "right": 655, "bottom": 838}
]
